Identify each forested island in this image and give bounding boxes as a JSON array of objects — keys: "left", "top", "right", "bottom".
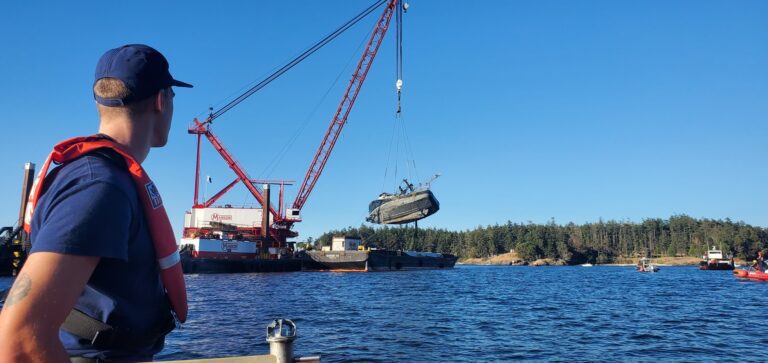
[{"left": 313, "top": 215, "right": 767, "bottom": 264}]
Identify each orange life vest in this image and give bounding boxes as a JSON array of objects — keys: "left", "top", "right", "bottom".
[{"left": 23, "top": 135, "right": 188, "bottom": 322}]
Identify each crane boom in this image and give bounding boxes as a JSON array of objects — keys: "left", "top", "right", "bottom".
[
  {"left": 189, "top": 120, "right": 280, "bottom": 219},
  {"left": 292, "top": 0, "right": 399, "bottom": 211},
  {"left": 202, "top": 177, "right": 239, "bottom": 208}
]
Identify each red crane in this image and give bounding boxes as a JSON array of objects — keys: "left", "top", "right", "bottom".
[
  {"left": 292, "top": 0, "right": 399, "bottom": 212},
  {"left": 187, "top": 0, "right": 402, "bottom": 243}
]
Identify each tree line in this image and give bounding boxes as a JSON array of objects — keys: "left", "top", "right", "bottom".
[{"left": 313, "top": 215, "right": 767, "bottom": 264}]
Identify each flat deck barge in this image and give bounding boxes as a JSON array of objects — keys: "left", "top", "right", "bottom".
[
  {"left": 300, "top": 249, "right": 457, "bottom": 272},
  {"left": 181, "top": 257, "right": 301, "bottom": 274}
]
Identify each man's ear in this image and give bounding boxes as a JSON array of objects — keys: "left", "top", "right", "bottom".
[{"left": 154, "top": 90, "right": 164, "bottom": 113}]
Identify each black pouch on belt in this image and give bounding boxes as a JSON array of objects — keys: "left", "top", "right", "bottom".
[{"left": 61, "top": 308, "right": 176, "bottom": 350}]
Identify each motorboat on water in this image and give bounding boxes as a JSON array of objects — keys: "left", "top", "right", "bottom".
[
  {"left": 636, "top": 257, "right": 659, "bottom": 273},
  {"left": 581, "top": 263, "right": 594, "bottom": 267},
  {"left": 699, "top": 246, "right": 735, "bottom": 270},
  {"left": 366, "top": 177, "right": 440, "bottom": 225}
]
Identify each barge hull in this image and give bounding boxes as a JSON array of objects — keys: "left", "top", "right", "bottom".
[
  {"left": 301, "top": 250, "right": 457, "bottom": 272},
  {"left": 182, "top": 257, "right": 301, "bottom": 274},
  {"left": 698, "top": 261, "right": 735, "bottom": 270}
]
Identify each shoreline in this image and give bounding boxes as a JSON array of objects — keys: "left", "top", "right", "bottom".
[{"left": 459, "top": 252, "right": 749, "bottom": 267}]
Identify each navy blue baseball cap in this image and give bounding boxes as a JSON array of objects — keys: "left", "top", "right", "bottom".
[{"left": 94, "top": 44, "right": 192, "bottom": 106}]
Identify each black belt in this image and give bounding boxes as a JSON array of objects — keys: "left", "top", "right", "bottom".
[{"left": 62, "top": 308, "right": 176, "bottom": 350}]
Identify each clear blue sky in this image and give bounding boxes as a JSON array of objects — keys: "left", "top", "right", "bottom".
[{"left": 1, "top": 0, "right": 766, "bottom": 241}]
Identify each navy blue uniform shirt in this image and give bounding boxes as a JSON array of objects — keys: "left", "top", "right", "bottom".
[{"left": 30, "top": 152, "right": 171, "bottom": 361}]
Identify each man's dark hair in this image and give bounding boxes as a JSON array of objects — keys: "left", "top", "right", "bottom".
[{"left": 94, "top": 78, "right": 157, "bottom": 115}]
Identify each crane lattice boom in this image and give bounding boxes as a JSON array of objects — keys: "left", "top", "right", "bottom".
[
  {"left": 189, "top": 120, "right": 280, "bottom": 219},
  {"left": 292, "top": 0, "right": 399, "bottom": 211}
]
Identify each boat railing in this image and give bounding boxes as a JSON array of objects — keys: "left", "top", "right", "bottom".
[{"left": 158, "top": 319, "right": 320, "bottom": 363}]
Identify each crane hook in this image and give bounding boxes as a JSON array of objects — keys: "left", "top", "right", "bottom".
[{"left": 396, "top": 79, "right": 403, "bottom": 114}]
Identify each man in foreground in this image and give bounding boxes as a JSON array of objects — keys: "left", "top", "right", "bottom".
[{"left": 0, "top": 44, "right": 192, "bottom": 361}]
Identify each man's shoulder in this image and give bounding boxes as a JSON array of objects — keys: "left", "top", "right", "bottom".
[
  {"left": 30, "top": 151, "right": 140, "bottom": 259},
  {"left": 53, "top": 151, "right": 133, "bottom": 192}
]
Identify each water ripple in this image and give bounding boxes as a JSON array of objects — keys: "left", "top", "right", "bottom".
[{"left": 1, "top": 266, "right": 764, "bottom": 362}]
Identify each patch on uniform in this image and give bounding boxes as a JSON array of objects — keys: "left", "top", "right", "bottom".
[{"left": 145, "top": 181, "right": 163, "bottom": 209}]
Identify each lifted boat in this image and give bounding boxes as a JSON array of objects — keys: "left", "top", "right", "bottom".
[{"left": 366, "top": 178, "right": 440, "bottom": 225}]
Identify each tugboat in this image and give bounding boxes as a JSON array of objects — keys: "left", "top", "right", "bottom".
[
  {"left": 699, "top": 246, "right": 735, "bottom": 270},
  {"left": 636, "top": 257, "right": 659, "bottom": 273}
]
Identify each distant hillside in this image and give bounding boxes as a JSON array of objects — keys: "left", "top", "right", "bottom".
[
  {"left": 461, "top": 251, "right": 524, "bottom": 265},
  {"left": 461, "top": 254, "right": 706, "bottom": 266},
  {"left": 315, "top": 215, "right": 767, "bottom": 264}
]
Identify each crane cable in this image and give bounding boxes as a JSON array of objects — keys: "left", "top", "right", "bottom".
[
  {"left": 396, "top": 1, "right": 419, "bottom": 185},
  {"left": 258, "top": 28, "right": 377, "bottom": 181},
  {"left": 381, "top": 109, "right": 420, "bottom": 194},
  {"left": 381, "top": 1, "right": 420, "bottom": 193},
  {"left": 202, "top": 0, "right": 389, "bottom": 124},
  {"left": 395, "top": 0, "right": 404, "bottom": 114}
]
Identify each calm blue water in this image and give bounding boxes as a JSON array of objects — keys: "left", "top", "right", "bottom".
[{"left": 2, "top": 265, "right": 767, "bottom": 362}]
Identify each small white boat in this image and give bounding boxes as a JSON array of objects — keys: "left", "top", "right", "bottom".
[
  {"left": 581, "top": 263, "right": 594, "bottom": 267},
  {"left": 699, "top": 246, "right": 735, "bottom": 270},
  {"left": 636, "top": 257, "right": 659, "bottom": 273}
]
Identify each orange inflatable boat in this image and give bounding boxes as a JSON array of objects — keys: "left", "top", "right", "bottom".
[{"left": 733, "top": 269, "right": 768, "bottom": 281}]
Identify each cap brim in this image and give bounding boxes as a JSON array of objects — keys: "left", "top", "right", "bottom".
[{"left": 172, "top": 79, "right": 193, "bottom": 88}]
